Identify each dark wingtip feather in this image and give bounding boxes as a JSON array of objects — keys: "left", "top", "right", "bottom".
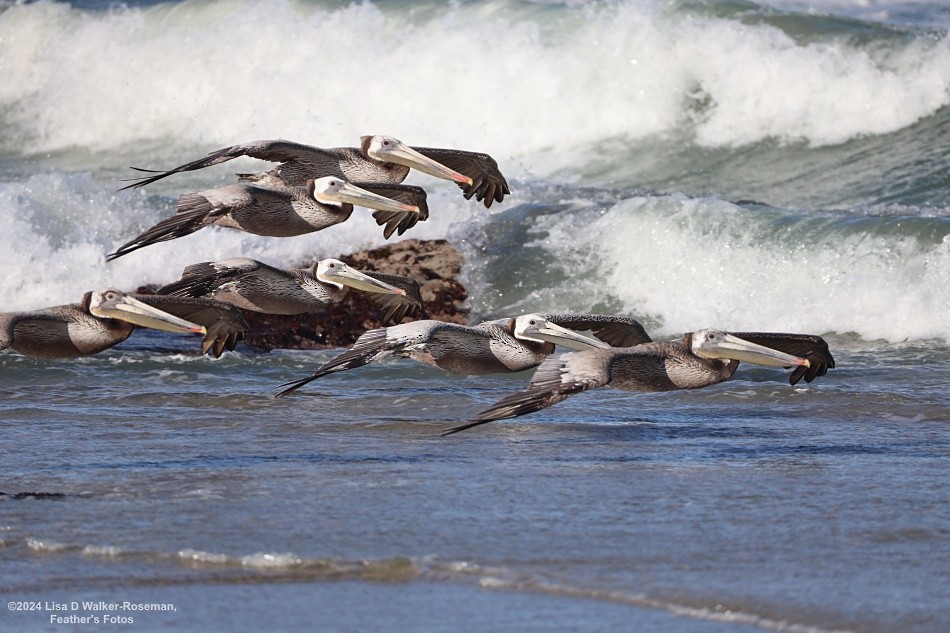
[
  {"left": 274, "top": 375, "right": 318, "bottom": 399},
  {"left": 441, "top": 419, "right": 493, "bottom": 436}
]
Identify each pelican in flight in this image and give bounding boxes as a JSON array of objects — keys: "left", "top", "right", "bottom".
[
  {"left": 275, "top": 313, "right": 651, "bottom": 398},
  {"left": 0, "top": 289, "right": 248, "bottom": 359},
  {"left": 107, "top": 176, "right": 420, "bottom": 261},
  {"left": 442, "top": 329, "right": 836, "bottom": 435},
  {"left": 158, "top": 257, "right": 424, "bottom": 324},
  {"left": 120, "top": 135, "right": 510, "bottom": 208}
]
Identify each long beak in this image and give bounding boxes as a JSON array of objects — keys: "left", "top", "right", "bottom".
[
  {"left": 383, "top": 142, "right": 473, "bottom": 186},
  {"left": 523, "top": 320, "right": 611, "bottom": 351},
  {"left": 91, "top": 296, "right": 207, "bottom": 335},
  {"left": 325, "top": 266, "right": 407, "bottom": 296},
  {"left": 324, "top": 181, "right": 420, "bottom": 214},
  {"left": 704, "top": 333, "right": 809, "bottom": 368}
]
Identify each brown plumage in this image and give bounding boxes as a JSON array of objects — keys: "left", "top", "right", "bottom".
[
  {"left": 107, "top": 176, "right": 420, "bottom": 261},
  {"left": 120, "top": 135, "right": 510, "bottom": 209},
  {"left": 0, "top": 289, "right": 247, "bottom": 359},
  {"left": 442, "top": 329, "right": 835, "bottom": 435},
  {"left": 274, "top": 313, "right": 650, "bottom": 398},
  {"left": 157, "top": 257, "right": 423, "bottom": 324}
]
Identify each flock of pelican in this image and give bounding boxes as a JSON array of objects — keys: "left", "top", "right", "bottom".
[{"left": 0, "top": 134, "right": 835, "bottom": 434}]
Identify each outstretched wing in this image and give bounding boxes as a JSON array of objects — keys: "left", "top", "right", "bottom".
[
  {"left": 538, "top": 313, "right": 652, "bottom": 348},
  {"left": 412, "top": 147, "right": 510, "bottom": 208},
  {"left": 134, "top": 295, "right": 249, "bottom": 358},
  {"left": 275, "top": 320, "right": 447, "bottom": 398},
  {"left": 119, "top": 140, "right": 342, "bottom": 190},
  {"left": 442, "top": 349, "right": 611, "bottom": 435},
  {"left": 0, "top": 310, "right": 84, "bottom": 356},
  {"left": 362, "top": 272, "right": 426, "bottom": 324},
  {"left": 274, "top": 327, "right": 393, "bottom": 398},
  {"left": 0, "top": 312, "right": 15, "bottom": 351},
  {"left": 729, "top": 332, "right": 835, "bottom": 385},
  {"left": 360, "top": 183, "right": 430, "bottom": 239},
  {"left": 157, "top": 258, "right": 272, "bottom": 297}
]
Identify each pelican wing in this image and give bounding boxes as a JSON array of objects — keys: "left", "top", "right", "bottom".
[
  {"left": 276, "top": 320, "right": 453, "bottom": 397},
  {"left": 0, "top": 311, "right": 67, "bottom": 352},
  {"left": 120, "top": 140, "right": 341, "bottom": 190},
  {"left": 359, "top": 183, "right": 430, "bottom": 238},
  {"left": 157, "top": 257, "right": 270, "bottom": 297},
  {"left": 412, "top": 147, "right": 510, "bottom": 208},
  {"left": 361, "top": 272, "right": 425, "bottom": 324},
  {"left": 134, "top": 295, "right": 249, "bottom": 358},
  {"left": 538, "top": 313, "right": 652, "bottom": 348},
  {"left": 729, "top": 332, "right": 835, "bottom": 385},
  {"left": 442, "top": 349, "right": 613, "bottom": 435},
  {"left": 0, "top": 312, "right": 16, "bottom": 350},
  {"left": 274, "top": 326, "right": 393, "bottom": 397},
  {"left": 106, "top": 185, "right": 264, "bottom": 261}
]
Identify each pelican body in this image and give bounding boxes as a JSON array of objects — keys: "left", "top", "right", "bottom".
[
  {"left": 107, "top": 176, "right": 419, "bottom": 261},
  {"left": 0, "top": 289, "right": 207, "bottom": 358},
  {"left": 121, "top": 135, "right": 510, "bottom": 208},
  {"left": 275, "top": 313, "right": 651, "bottom": 398},
  {"left": 244, "top": 172, "right": 431, "bottom": 239},
  {"left": 443, "top": 329, "right": 836, "bottom": 434},
  {"left": 158, "top": 257, "right": 424, "bottom": 324}
]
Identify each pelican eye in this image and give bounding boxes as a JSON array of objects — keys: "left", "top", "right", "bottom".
[{"left": 529, "top": 320, "right": 537, "bottom": 326}]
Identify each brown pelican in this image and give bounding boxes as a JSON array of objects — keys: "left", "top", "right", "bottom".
[
  {"left": 442, "top": 329, "right": 836, "bottom": 435},
  {"left": 0, "top": 289, "right": 246, "bottom": 359},
  {"left": 275, "top": 313, "right": 651, "bottom": 398},
  {"left": 107, "top": 176, "right": 420, "bottom": 261},
  {"left": 120, "top": 135, "right": 510, "bottom": 208},
  {"left": 244, "top": 172, "right": 430, "bottom": 239},
  {"left": 157, "top": 257, "right": 424, "bottom": 324}
]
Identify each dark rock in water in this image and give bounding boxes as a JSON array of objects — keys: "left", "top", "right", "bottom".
[
  {"left": 0, "top": 491, "right": 68, "bottom": 500},
  {"left": 140, "top": 239, "right": 469, "bottom": 352}
]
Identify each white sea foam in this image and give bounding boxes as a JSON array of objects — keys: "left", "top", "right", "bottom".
[
  {"left": 239, "top": 551, "right": 303, "bottom": 568},
  {"left": 26, "top": 537, "right": 71, "bottom": 552},
  {"left": 530, "top": 194, "right": 950, "bottom": 343},
  {"left": 0, "top": 0, "right": 946, "bottom": 166}
]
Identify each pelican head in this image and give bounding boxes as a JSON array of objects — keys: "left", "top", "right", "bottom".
[
  {"left": 690, "top": 329, "right": 809, "bottom": 368},
  {"left": 310, "top": 176, "right": 420, "bottom": 214},
  {"left": 87, "top": 289, "right": 206, "bottom": 335},
  {"left": 513, "top": 314, "right": 611, "bottom": 351},
  {"left": 361, "top": 135, "right": 473, "bottom": 186},
  {"left": 313, "top": 259, "right": 407, "bottom": 296}
]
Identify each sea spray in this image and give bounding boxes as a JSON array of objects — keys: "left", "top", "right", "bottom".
[{"left": 1, "top": 0, "right": 946, "bottom": 157}]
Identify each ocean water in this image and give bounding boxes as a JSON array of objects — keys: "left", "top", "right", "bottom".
[{"left": 1, "top": 1, "right": 948, "bottom": 631}]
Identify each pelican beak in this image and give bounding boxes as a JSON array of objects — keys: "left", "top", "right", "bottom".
[
  {"left": 323, "top": 181, "right": 420, "bottom": 214},
  {"left": 380, "top": 141, "right": 473, "bottom": 186},
  {"left": 324, "top": 265, "right": 406, "bottom": 296},
  {"left": 701, "top": 332, "right": 809, "bottom": 368},
  {"left": 521, "top": 318, "right": 611, "bottom": 351},
  {"left": 92, "top": 295, "right": 207, "bottom": 335}
]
